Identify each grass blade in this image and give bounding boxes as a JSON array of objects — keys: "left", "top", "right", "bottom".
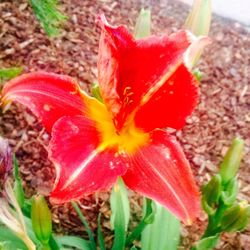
[
  {"left": 97, "top": 214, "right": 106, "bottom": 250},
  {"left": 13, "top": 156, "right": 25, "bottom": 208},
  {"left": 71, "top": 201, "right": 96, "bottom": 250},
  {"left": 126, "top": 198, "right": 154, "bottom": 246}
]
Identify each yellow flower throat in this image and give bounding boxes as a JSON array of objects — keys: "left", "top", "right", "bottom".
[{"left": 86, "top": 96, "right": 149, "bottom": 153}]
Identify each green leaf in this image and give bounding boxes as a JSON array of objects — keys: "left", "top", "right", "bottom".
[
  {"left": 134, "top": 8, "right": 151, "bottom": 39},
  {"left": 0, "top": 67, "right": 23, "bottom": 83},
  {"left": 71, "top": 202, "right": 96, "bottom": 250},
  {"left": 110, "top": 178, "right": 130, "bottom": 250},
  {"left": 141, "top": 202, "right": 180, "bottom": 250},
  {"left": 126, "top": 198, "right": 154, "bottom": 246},
  {"left": 97, "top": 214, "right": 106, "bottom": 250},
  {"left": 13, "top": 156, "right": 25, "bottom": 208},
  {"left": 192, "top": 234, "right": 219, "bottom": 250},
  {"left": 130, "top": 246, "right": 138, "bottom": 250},
  {"left": 56, "top": 236, "right": 91, "bottom": 250},
  {"left": 0, "top": 226, "right": 28, "bottom": 250},
  {"left": 29, "top": 0, "right": 67, "bottom": 37}
]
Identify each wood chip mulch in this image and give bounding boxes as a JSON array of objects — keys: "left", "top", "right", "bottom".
[{"left": 0, "top": 0, "right": 249, "bottom": 249}]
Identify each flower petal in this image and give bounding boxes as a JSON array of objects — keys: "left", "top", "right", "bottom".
[
  {"left": 184, "top": 35, "right": 212, "bottom": 70},
  {"left": 49, "top": 115, "right": 127, "bottom": 204},
  {"left": 134, "top": 64, "right": 199, "bottom": 131},
  {"left": 97, "top": 15, "right": 193, "bottom": 130},
  {"left": 97, "top": 14, "right": 134, "bottom": 126},
  {"left": 1, "top": 72, "right": 85, "bottom": 131},
  {"left": 122, "top": 129, "right": 200, "bottom": 223}
]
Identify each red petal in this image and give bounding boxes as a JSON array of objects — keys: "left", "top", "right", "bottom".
[
  {"left": 49, "top": 115, "right": 127, "bottom": 204},
  {"left": 134, "top": 64, "right": 199, "bottom": 131},
  {"left": 2, "top": 72, "right": 85, "bottom": 131},
  {"left": 97, "top": 14, "right": 134, "bottom": 125},
  {"left": 122, "top": 129, "right": 200, "bottom": 223},
  {"left": 97, "top": 15, "right": 193, "bottom": 130}
]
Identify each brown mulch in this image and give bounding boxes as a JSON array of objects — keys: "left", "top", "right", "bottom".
[{"left": 0, "top": 0, "right": 249, "bottom": 249}]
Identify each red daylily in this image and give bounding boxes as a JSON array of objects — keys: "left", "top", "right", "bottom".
[{"left": 1, "top": 15, "right": 208, "bottom": 223}]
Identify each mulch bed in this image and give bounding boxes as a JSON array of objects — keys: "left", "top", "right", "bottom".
[{"left": 0, "top": 0, "right": 249, "bottom": 249}]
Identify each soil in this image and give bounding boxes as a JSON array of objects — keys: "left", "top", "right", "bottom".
[{"left": 0, "top": 0, "right": 249, "bottom": 249}]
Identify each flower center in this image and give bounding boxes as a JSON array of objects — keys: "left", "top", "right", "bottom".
[{"left": 87, "top": 97, "right": 149, "bottom": 153}]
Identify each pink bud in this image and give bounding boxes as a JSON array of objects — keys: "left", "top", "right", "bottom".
[{"left": 0, "top": 137, "right": 12, "bottom": 183}]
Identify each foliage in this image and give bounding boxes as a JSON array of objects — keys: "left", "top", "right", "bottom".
[
  {"left": 29, "top": 0, "right": 67, "bottom": 37},
  {"left": 0, "top": 67, "right": 22, "bottom": 84},
  {"left": 193, "top": 138, "right": 250, "bottom": 249}
]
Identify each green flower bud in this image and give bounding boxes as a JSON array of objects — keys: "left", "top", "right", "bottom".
[
  {"left": 219, "top": 138, "right": 244, "bottom": 184},
  {"left": 221, "top": 177, "right": 238, "bottom": 206},
  {"left": 202, "top": 174, "right": 222, "bottom": 215},
  {"left": 91, "top": 83, "right": 103, "bottom": 103},
  {"left": 193, "top": 69, "right": 203, "bottom": 82},
  {"left": 31, "top": 195, "right": 52, "bottom": 245},
  {"left": 185, "top": 0, "right": 211, "bottom": 36},
  {"left": 221, "top": 202, "right": 250, "bottom": 232},
  {"left": 134, "top": 8, "right": 151, "bottom": 39}
]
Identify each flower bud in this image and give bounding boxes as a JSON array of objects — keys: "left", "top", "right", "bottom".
[
  {"left": 31, "top": 195, "right": 52, "bottom": 244},
  {"left": 221, "top": 177, "right": 238, "bottom": 206},
  {"left": 202, "top": 174, "right": 222, "bottom": 215},
  {"left": 0, "top": 137, "right": 12, "bottom": 185},
  {"left": 134, "top": 8, "right": 151, "bottom": 39},
  {"left": 92, "top": 83, "right": 103, "bottom": 103},
  {"left": 185, "top": 0, "right": 211, "bottom": 36},
  {"left": 221, "top": 202, "right": 250, "bottom": 232},
  {"left": 219, "top": 138, "right": 244, "bottom": 184}
]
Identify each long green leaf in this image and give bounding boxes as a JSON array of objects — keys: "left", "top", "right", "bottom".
[
  {"left": 13, "top": 156, "right": 25, "bottom": 208},
  {"left": 71, "top": 201, "right": 96, "bottom": 250},
  {"left": 56, "top": 235, "right": 91, "bottom": 250},
  {"left": 141, "top": 202, "right": 180, "bottom": 250},
  {"left": 29, "top": 0, "right": 67, "bottom": 37},
  {"left": 110, "top": 178, "right": 130, "bottom": 250},
  {"left": 0, "top": 226, "right": 28, "bottom": 250}
]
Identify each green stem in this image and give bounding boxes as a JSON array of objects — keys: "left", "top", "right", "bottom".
[
  {"left": 202, "top": 202, "right": 227, "bottom": 238},
  {"left": 126, "top": 220, "right": 147, "bottom": 246},
  {"left": 71, "top": 201, "right": 96, "bottom": 250},
  {"left": 41, "top": 243, "right": 51, "bottom": 250}
]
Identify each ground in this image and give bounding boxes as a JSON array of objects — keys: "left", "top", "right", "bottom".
[{"left": 0, "top": 0, "right": 249, "bottom": 249}]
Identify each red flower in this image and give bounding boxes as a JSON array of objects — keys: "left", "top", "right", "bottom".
[{"left": 1, "top": 15, "right": 207, "bottom": 223}]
